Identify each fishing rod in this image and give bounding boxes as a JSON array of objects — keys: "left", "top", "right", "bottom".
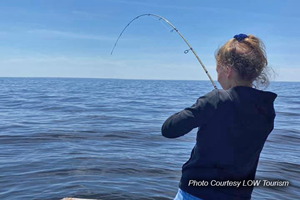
[{"left": 111, "top": 14, "right": 217, "bottom": 89}]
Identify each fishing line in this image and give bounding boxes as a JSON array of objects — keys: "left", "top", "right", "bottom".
[
  {"left": 111, "top": 14, "right": 217, "bottom": 89},
  {"left": 156, "top": 17, "right": 172, "bottom": 32}
]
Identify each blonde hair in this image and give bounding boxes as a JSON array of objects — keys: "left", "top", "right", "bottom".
[{"left": 216, "top": 34, "right": 271, "bottom": 89}]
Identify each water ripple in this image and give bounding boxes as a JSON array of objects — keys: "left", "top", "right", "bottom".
[{"left": 0, "top": 78, "right": 299, "bottom": 200}]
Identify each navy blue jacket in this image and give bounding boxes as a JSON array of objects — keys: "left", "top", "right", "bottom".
[{"left": 162, "top": 86, "right": 277, "bottom": 200}]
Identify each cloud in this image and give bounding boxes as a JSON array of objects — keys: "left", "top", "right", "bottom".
[
  {"left": 27, "top": 29, "right": 116, "bottom": 41},
  {"left": 71, "top": 10, "right": 109, "bottom": 19},
  {"left": 1, "top": 55, "right": 125, "bottom": 66},
  {"left": 0, "top": 55, "right": 127, "bottom": 78},
  {"left": 1, "top": 54, "right": 298, "bottom": 82},
  {"left": 105, "top": 0, "right": 300, "bottom": 22},
  {"left": 101, "top": 0, "right": 218, "bottom": 12},
  {"left": 274, "top": 67, "right": 300, "bottom": 82},
  {"left": 0, "top": 54, "right": 213, "bottom": 80}
]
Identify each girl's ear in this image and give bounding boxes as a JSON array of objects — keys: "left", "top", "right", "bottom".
[{"left": 226, "top": 66, "right": 233, "bottom": 78}]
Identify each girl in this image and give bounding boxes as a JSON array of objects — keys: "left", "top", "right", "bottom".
[{"left": 162, "top": 34, "right": 277, "bottom": 200}]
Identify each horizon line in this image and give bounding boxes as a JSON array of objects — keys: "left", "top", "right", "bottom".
[{"left": 0, "top": 76, "right": 298, "bottom": 83}]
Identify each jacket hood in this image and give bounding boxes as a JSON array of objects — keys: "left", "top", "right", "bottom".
[{"left": 228, "top": 86, "right": 277, "bottom": 125}]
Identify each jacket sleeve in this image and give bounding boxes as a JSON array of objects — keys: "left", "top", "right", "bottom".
[{"left": 161, "top": 89, "right": 219, "bottom": 138}]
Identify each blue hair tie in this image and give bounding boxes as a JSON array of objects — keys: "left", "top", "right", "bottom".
[{"left": 234, "top": 34, "right": 248, "bottom": 41}]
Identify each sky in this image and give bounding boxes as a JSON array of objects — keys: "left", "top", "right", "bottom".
[{"left": 0, "top": 0, "right": 299, "bottom": 82}]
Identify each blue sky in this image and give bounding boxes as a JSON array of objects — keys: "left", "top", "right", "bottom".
[{"left": 1, "top": 0, "right": 299, "bottom": 81}]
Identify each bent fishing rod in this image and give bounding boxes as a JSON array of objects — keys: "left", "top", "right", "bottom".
[{"left": 111, "top": 14, "right": 217, "bottom": 89}]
